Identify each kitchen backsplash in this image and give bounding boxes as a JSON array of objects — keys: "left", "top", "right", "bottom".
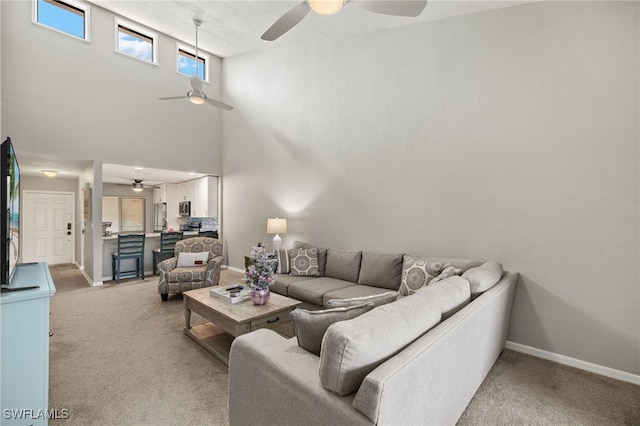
[{"left": 188, "top": 217, "right": 218, "bottom": 231}]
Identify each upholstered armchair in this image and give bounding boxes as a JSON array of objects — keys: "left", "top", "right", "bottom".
[{"left": 157, "top": 237, "right": 223, "bottom": 301}]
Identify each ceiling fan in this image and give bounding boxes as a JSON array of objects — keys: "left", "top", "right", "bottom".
[
  {"left": 158, "top": 19, "right": 233, "bottom": 111},
  {"left": 261, "top": 0, "right": 428, "bottom": 41}
]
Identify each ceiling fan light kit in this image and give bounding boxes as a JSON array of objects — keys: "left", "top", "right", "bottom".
[
  {"left": 132, "top": 179, "right": 144, "bottom": 192},
  {"left": 262, "top": 0, "right": 428, "bottom": 41},
  {"left": 309, "top": 0, "right": 344, "bottom": 15}
]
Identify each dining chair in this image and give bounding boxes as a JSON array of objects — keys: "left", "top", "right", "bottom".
[
  {"left": 111, "top": 234, "right": 146, "bottom": 283},
  {"left": 198, "top": 230, "right": 218, "bottom": 239},
  {"left": 152, "top": 231, "right": 183, "bottom": 274}
]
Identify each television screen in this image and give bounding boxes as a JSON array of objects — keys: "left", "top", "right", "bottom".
[{"left": 1, "top": 137, "right": 20, "bottom": 285}]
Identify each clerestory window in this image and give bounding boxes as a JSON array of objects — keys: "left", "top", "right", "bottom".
[
  {"left": 33, "top": 0, "right": 90, "bottom": 41},
  {"left": 115, "top": 18, "right": 158, "bottom": 65},
  {"left": 177, "top": 44, "right": 209, "bottom": 82}
]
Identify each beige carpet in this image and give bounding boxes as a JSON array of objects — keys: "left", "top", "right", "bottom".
[{"left": 48, "top": 268, "right": 640, "bottom": 425}]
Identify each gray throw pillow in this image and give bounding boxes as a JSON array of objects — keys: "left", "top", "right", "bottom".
[
  {"left": 289, "top": 303, "right": 375, "bottom": 355},
  {"left": 276, "top": 249, "right": 290, "bottom": 274},
  {"left": 324, "top": 291, "right": 398, "bottom": 309},
  {"left": 288, "top": 248, "right": 320, "bottom": 277},
  {"left": 292, "top": 241, "right": 328, "bottom": 276}
]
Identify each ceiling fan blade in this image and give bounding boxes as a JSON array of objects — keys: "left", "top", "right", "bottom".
[
  {"left": 261, "top": 1, "right": 311, "bottom": 41},
  {"left": 158, "top": 96, "right": 188, "bottom": 100},
  {"left": 204, "top": 97, "right": 234, "bottom": 111},
  {"left": 190, "top": 75, "right": 203, "bottom": 92},
  {"left": 354, "top": 0, "right": 427, "bottom": 17}
]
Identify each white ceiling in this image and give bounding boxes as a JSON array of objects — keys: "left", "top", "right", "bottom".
[
  {"left": 17, "top": 0, "right": 530, "bottom": 184},
  {"left": 92, "top": 0, "right": 529, "bottom": 58}
]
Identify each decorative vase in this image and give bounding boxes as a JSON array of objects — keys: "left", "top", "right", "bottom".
[{"left": 250, "top": 287, "right": 270, "bottom": 305}]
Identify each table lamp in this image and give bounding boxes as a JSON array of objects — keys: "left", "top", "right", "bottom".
[{"left": 266, "top": 217, "right": 288, "bottom": 251}]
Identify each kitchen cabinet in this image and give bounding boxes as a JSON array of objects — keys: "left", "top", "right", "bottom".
[
  {"left": 174, "top": 176, "right": 218, "bottom": 218},
  {"left": 153, "top": 184, "right": 168, "bottom": 203}
]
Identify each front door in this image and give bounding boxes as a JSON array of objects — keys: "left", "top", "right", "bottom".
[{"left": 23, "top": 191, "right": 75, "bottom": 265}]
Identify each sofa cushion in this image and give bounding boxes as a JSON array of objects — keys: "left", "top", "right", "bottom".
[
  {"left": 270, "top": 273, "right": 317, "bottom": 297},
  {"left": 357, "top": 252, "right": 403, "bottom": 290},
  {"left": 324, "top": 291, "right": 397, "bottom": 309},
  {"left": 275, "top": 249, "right": 290, "bottom": 274},
  {"left": 322, "top": 285, "right": 398, "bottom": 307},
  {"left": 176, "top": 252, "right": 209, "bottom": 267},
  {"left": 324, "top": 248, "right": 362, "bottom": 282},
  {"left": 289, "top": 303, "right": 375, "bottom": 355},
  {"left": 319, "top": 292, "right": 442, "bottom": 396},
  {"left": 293, "top": 241, "right": 328, "bottom": 276},
  {"left": 288, "top": 248, "right": 320, "bottom": 277},
  {"left": 462, "top": 260, "right": 504, "bottom": 297},
  {"left": 421, "top": 257, "right": 484, "bottom": 273},
  {"left": 399, "top": 256, "right": 446, "bottom": 296},
  {"left": 417, "top": 276, "right": 470, "bottom": 319},
  {"left": 288, "top": 277, "right": 357, "bottom": 306}
]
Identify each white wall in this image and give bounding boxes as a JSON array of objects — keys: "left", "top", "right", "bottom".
[
  {"left": 1, "top": 0, "right": 224, "bottom": 175},
  {"left": 222, "top": 2, "right": 639, "bottom": 375}
]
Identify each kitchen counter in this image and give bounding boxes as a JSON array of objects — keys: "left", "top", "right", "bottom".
[{"left": 101, "top": 230, "right": 199, "bottom": 240}]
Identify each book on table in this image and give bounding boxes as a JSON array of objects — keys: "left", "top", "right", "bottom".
[{"left": 210, "top": 284, "right": 251, "bottom": 304}]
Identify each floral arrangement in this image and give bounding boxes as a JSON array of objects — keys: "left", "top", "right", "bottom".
[{"left": 243, "top": 248, "right": 274, "bottom": 289}]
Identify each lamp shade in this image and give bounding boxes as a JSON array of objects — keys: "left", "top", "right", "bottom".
[{"left": 266, "top": 218, "right": 288, "bottom": 234}]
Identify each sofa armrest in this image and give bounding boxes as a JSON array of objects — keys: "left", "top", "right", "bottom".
[
  {"left": 205, "top": 256, "right": 223, "bottom": 286},
  {"left": 229, "top": 329, "right": 371, "bottom": 426}
]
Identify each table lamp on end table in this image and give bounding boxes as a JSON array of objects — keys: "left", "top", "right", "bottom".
[{"left": 266, "top": 217, "right": 288, "bottom": 251}]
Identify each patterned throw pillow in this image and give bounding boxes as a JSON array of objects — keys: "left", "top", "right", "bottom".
[
  {"left": 276, "top": 249, "right": 290, "bottom": 274},
  {"left": 399, "top": 256, "right": 446, "bottom": 296},
  {"left": 288, "top": 248, "right": 320, "bottom": 276}
]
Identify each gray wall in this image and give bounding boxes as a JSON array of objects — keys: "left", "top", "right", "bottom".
[
  {"left": 22, "top": 175, "right": 78, "bottom": 193},
  {"left": 222, "top": 2, "right": 639, "bottom": 375},
  {"left": 102, "top": 183, "right": 154, "bottom": 233}
]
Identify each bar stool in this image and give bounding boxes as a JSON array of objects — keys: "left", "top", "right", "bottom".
[
  {"left": 198, "top": 230, "right": 218, "bottom": 239},
  {"left": 111, "top": 234, "right": 146, "bottom": 283},
  {"left": 152, "top": 231, "right": 183, "bottom": 274}
]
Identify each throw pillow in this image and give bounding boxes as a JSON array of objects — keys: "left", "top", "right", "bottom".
[
  {"left": 293, "top": 241, "right": 328, "bottom": 276},
  {"left": 288, "top": 248, "right": 320, "bottom": 276},
  {"left": 462, "top": 260, "right": 504, "bottom": 297},
  {"left": 398, "top": 256, "right": 446, "bottom": 296},
  {"left": 431, "top": 264, "right": 463, "bottom": 284},
  {"left": 324, "top": 291, "right": 398, "bottom": 309},
  {"left": 289, "top": 303, "right": 375, "bottom": 355},
  {"left": 176, "top": 252, "right": 209, "bottom": 267},
  {"left": 276, "top": 249, "right": 290, "bottom": 274}
]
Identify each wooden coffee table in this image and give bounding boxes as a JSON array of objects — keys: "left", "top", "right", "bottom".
[{"left": 183, "top": 287, "right": 301, "bottom": 365}]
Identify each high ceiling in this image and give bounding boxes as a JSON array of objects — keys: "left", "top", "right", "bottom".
[{"left": 91, "top": 0, "right": 528, "bottom": 58}]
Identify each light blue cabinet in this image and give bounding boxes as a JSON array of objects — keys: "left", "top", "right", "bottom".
[{"left": 1, "top": 263, "right": 56, "bottom": 425}]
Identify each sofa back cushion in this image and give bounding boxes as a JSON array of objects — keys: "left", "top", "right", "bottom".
[
  {"left": 324, "top": 248, "right": 362, "bottom": 282},
  {"left": 416, "top": 276, "right": 470, "bottom": 319},
  {"left": 357, "top": 252, "right": 403, "bottom": 290},
  {"left": 462, "top": 260, "right": 504, "bottom": 297},
  {"left": 319, "top": 292, "right": 442, "bottom": 396},
  {"left": 293, "top": 241, "right": 328, "bottom": 276}
]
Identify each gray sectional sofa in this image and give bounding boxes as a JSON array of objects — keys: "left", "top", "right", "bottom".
[{"left": 229, "top": 242, "right": 519, "bottom": 425}]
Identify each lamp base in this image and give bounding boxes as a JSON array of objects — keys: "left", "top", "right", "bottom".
[{"left": 272, "top": 234, "right": 282, "bottom": 252}]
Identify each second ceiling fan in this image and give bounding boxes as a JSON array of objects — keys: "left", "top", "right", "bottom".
[
  {"left": 159, "top": 19, "right": 233, "bottom": 111},
  {"left": 262, "top": 0, "right": 428, "bottom": 41}
]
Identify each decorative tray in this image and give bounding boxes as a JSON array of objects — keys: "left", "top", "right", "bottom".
[{"left": 210, "top": 284, "right": 251, "bottom": 304}]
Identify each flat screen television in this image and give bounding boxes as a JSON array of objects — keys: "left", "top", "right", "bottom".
[{"left": 1, "top": 137, "right": 20, "bottom": 285}]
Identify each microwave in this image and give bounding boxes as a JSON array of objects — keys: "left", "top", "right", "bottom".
[{"left": 179, "top": 201, "right": 191, "bottom": 216}]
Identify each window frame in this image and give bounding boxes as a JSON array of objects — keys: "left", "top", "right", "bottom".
[
  {"left": 32, "top": 0, "right": 91, "bottom": 42},
  {"left": 114, "top": 18, "right": 158, "bottom": 65},
  {"left": 176, "top": 43, "right": 209, "bottom": 83},
  {"left": 102, "top": 196, "right": 146, "bottom": 234}
]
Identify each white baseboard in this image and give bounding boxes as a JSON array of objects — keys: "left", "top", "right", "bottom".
[
  {"left": 222, "top": 265, "right": 244, "bottom": 274},
  {"left": 505, "top": 341, "right": 640, "bottom": 385}
]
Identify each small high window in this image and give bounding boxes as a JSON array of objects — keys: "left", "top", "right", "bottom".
[
  {"left": 33, "top": 0, "right": 90, "bottom": 40},
  {"left": 116, "top": 18, "right": 157, "bottom": 64},
  {"left": 177, "top": 44, "right": 209, "bottom": 82}
]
